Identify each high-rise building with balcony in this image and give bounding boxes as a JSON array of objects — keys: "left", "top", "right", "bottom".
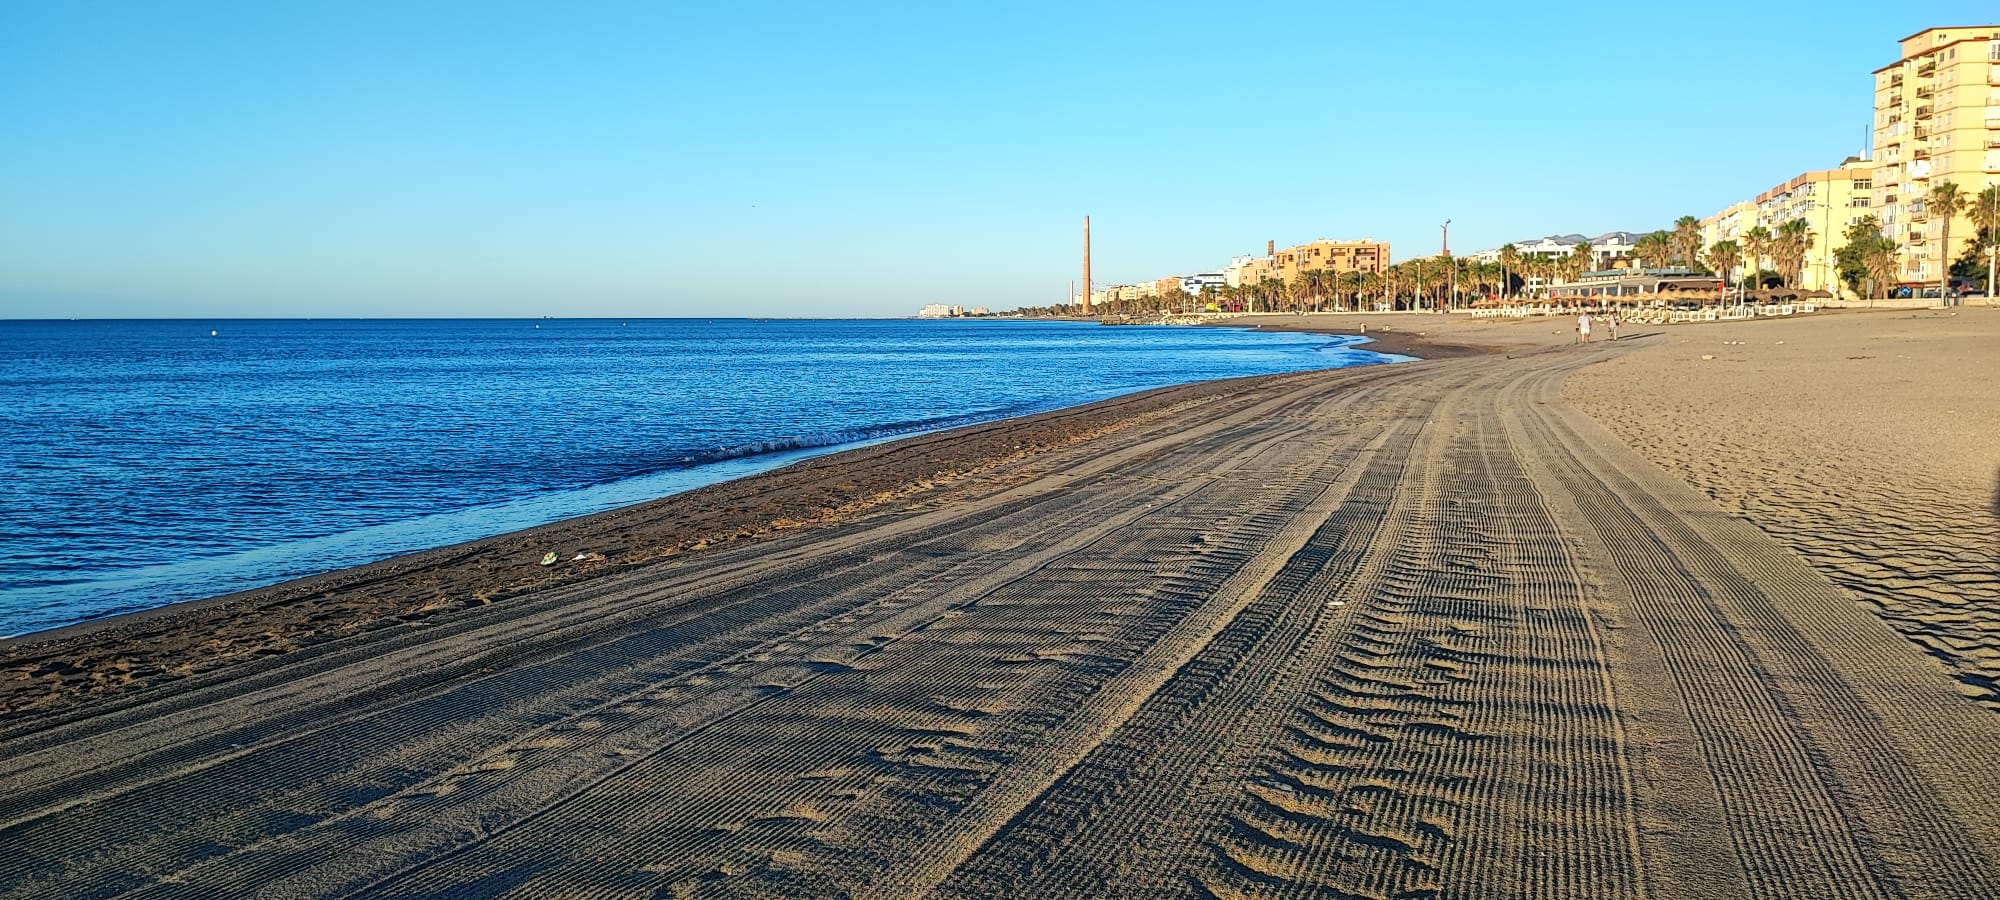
[{"left": 1871, "top": 25, "right": 2000, "bottom": 284}]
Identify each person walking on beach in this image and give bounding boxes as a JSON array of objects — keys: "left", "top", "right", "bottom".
[
  {"left": 1607, "top": 311, "right": 1620, "bottom": 341},
  {"left": 1576, "top": 311, "right": 1592, "bottom": 344}
]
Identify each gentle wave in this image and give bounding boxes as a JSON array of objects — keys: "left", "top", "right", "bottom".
[{"left": 0, "top": 319, "right": 1404, "bottom": 635}]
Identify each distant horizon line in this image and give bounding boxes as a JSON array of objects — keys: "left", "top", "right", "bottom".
[{"left": 0, "top": 315, "right": 1044, "bottom": 323}]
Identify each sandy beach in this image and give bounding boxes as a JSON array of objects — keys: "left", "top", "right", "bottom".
[{"left": 3, "top": 310, "right": 1997, "bottom": 898}]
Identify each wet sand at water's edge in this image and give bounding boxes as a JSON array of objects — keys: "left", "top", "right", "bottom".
[{"left": 2, "top": 309, "right": 1996, "bottom": 898}]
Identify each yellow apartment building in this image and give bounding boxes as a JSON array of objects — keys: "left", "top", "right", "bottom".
[
  {"left": 1274, "top": 239, "right": 1390, "bottom": 282},
  {"left": 1699, "top": 200, "right": 1757, "bottom": 265},
  {"left": 1223, "top": 239, "right": 1390, "bottom": 291},
  {"left": 1871, "top": 25, "right": 2000, "bottom": 284},
  {"left": 1754, "top": 158, "right": 1876, "bottom": 292},
  {"left": 1700, "top": 158, "right": 1874, "bottom": 293}
]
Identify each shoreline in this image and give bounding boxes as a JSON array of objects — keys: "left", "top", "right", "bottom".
[
  {"left": 0, "top": 321, "right": 1400, "bottom": 639},
  {"left": 0, "top": 328, "right": 1471, "bottom": 719},
  {"left": 2, "top": 307, "right": 1940, "bottom": 714},
  {"left": 7, "top": 311, "right": 1996, "bottom": 895}
]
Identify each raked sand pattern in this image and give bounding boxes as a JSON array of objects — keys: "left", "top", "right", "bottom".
[
  {"left": 2, "top": 320, "right": 1997, "bottom": 898},
  {"left": 1568, "top": 309, "right": 2000, "bottom": 712}
]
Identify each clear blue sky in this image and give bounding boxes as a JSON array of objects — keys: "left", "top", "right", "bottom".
[{"left": 1, "top": 1, "right": 1990, "bottom": 318}]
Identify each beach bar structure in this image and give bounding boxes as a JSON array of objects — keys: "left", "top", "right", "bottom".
[{"left": 1549, "top": 267, "right": 1724, "bottom": 299}]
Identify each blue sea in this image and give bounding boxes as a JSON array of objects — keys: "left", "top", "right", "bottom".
[{"left": 0, "top": 318, "right": 1407, "bottom": 636}]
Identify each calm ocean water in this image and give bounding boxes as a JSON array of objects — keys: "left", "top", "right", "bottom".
[{"left": 0, "top": 318, "right": 1406, "bottom": 636}]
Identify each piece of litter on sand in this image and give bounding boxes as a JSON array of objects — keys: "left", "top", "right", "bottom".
[
  {"left": 539, "top": 551, "right": 558, "bottom": 566},
  {"left": 1701, "top": 354, "right": 1715, "bottom": 360},
  {"left": 572, "top": 551, "right": 606, "bottom": 562},
  {"left": 1775, "top": 340, "right": 1785, "bottom": 345},
  {"left": 1326, "top": 601, "right": 1345, "bottom": 607}
]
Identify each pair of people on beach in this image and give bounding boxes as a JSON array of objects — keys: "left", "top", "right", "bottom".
[{"left": 1577, "top": 312, "right": 1618, "bottom": 343}]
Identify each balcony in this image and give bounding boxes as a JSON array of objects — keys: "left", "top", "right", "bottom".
[
  {"left": 1917, "top": 61, "right": 1938, "bottom": 77},
  {"left": 1913, "top": 148, "right": 1930, "bottom": 159},
  {"left": 1916, "top": 85, "right": 1935, "bottom": 99},
  {"left": 1915, "top": 126, "right": 1928, "bottom": 139},
  {"left": 1916, "top": 105, "right": 1933, "bottom": 119},
  {"left": 1891, "top": 73, "right": 1905, "bottom": 86}
]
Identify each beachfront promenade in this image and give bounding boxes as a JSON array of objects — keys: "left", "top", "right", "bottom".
[{"left": 2, "top": 314, "right": 1997, "bottom": 898}]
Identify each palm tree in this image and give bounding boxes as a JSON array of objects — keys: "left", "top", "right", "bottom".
[
  {"left": 1566, "top": 242, "right": 1593, "bottom": 283},
  {"left": 1496, "top": 243, "right": 1519, "bottom": 301},
  {"left": 1741, "top": 225, "right": 1774, "bottom": 292},
  {"left": 1521, "top": 255, "right": 1546, "bottom": 301},
  {"left": 1974, "top": 184, "right": 2000, "bottom": 302},
  {"left": 1929, "top": 181, "right": 1968, "bottom": 302},
  {"left": 1775, "top": 219, "right": 1811, "bottom": 288},
  {"left": 1291, "top": 271, "right": 1316, "bottom": 313},
  {"left": 1707, "top": 240, "right": 1742, "bottom": 302},
  {"left": 1634, "top": 230, "right": 1672, "bottom": 269},
  {"left": 1261, "top": 276, "right": 1289, "bottom": 313},
  {"left": 1863, "top": 234, "right": 1898, "bottom": 302},
  {"left": 1334, "top": 270, "right": 1361, "bottom": 310},
  {"left": 1672, "top": 216, "right": 1704, "bottom": 270}
]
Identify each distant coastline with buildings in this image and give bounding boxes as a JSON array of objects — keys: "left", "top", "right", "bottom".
[{"left": 994, "top": 24, "right": 1997, "bottom": 319}]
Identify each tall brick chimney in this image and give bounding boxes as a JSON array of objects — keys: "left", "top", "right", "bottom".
[{"left": 1081, "top": 216, "right": 1092, "bottom": 316}]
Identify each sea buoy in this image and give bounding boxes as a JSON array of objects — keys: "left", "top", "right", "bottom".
[{"left": 210, "top": 329, "right": 218, "bottom": 337}]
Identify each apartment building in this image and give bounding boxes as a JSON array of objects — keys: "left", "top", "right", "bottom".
[
  {"left": 1221, "top": 238, "right": 1389, "bottom": 289},
  {"left": 1699, "top": 201, "right": 1757, "bottom": 252},
  {"left": 1466, "top": 233, "right": 1637, "bottom": 271},
  {"left": 1700, "top": 158, "right": 1875, "bottom": 292},
  {"left": 1871, "top": 25, "right": 2000, "bottom": 283},
  {"left": 1273, "top": 239, "right": 1390, "bottom": 282},
  {"left": 1756, "top": 158, "right": 1875, "bottom": 292}
]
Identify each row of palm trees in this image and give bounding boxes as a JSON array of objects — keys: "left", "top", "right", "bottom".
[
  {"left": 1826, "top": 181, "right": 1999, "bottom": 299},
  {"left": 1214, "top": 250, "right": 1594, "bottom": 314},
  {"left": 1014, "top": 183, "right": 2000, "bottom": 317},
  {"left": 1622, "top": 216, "right": 1809, "bottom": 292},
  {"left": 1646, "top": 181, "right": 2000, "bottom": 299},
  {"left": 1925, "top": 182, "right": 2000, "bottom": 300}
]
